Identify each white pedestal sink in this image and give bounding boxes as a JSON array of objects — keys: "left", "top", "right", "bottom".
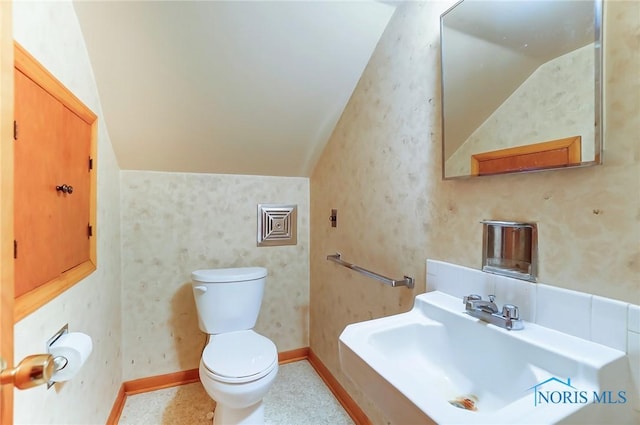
[{"left": 339, "top": 291, "right": 635, "bottom": 424}]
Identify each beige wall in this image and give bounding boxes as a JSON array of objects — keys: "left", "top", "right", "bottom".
[
  {"left": 12, "top": 1, "right": 122, "bottom": 424},
  {"left": 7, "top": 1, "right": 639, "bottom": 424},
  {"left": 310, "top": 1, "right": 639, "bottom": 424},
  {"left": 120, "top": 171, "right": 309, "bottom": 380}
]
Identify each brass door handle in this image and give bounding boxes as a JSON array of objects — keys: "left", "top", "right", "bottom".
[{"left": 0, "top": 354, "right": 55, "bottom": 389}]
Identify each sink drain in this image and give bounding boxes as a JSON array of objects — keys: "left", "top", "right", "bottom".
[{"left": 448, "top": 394, "right": 478, "bottom": 411}]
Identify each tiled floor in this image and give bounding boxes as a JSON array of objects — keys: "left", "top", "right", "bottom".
[{"left": 118, "top": 360, "right": 354, "bottom": 425}]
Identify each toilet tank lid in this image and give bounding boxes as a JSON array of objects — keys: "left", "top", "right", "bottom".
[{"left": 191, "top": 267, "right": 267, "bottom": 283}]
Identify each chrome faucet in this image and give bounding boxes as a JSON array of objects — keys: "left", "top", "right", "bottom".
[{"left": 463, "top": 294, "right": 523, "bottom": 330}]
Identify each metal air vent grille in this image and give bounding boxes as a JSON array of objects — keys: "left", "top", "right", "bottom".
[{"left": 257, "top": 204, "right": 297, "bottom": 246}]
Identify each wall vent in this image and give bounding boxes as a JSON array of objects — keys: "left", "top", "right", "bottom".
[{"left": 257, "top": 204, "right": 297, "bottom": 247}]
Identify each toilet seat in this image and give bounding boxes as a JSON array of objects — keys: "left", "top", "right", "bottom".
[{"left": 202, "top": 330, "right": 277, "bottom": 384}]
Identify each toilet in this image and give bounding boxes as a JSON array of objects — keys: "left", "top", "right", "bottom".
[{"left": 191, "top": 267, "right": 278, "bottom": 425}]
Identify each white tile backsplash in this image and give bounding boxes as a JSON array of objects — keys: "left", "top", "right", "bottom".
[
  {"left": 426, "top": 260, "right": 493, "bottom": 300},
  {"left": 492, "top": 274, "right": 537, "bottom": 323},
  {"left": 591, "top": 295, "right": 629, "bottom": 352},
  {"left": 628, "top": 331, "right": 640, "bottom": 411},
  {"left": 536, "top": 284, "right": 592, "bottom": 340},
  {"left": 427, "top": 260, "right": 639, "bottom": 348},
  {"left": 425, "top": 259, "right": 443, "bottom": 292},
  {"left": 629, "top": 304, "right": 640, "bottom": 333}
]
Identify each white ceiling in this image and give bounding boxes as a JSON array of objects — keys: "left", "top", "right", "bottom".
[{"left": 73, "top": 1, "right": 396, "bottom": 177}]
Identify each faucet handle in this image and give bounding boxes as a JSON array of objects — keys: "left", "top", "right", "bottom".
[
  {"left": 502, "top": 304, "right": 519, "bottom": 320},
  {"left": 463, "top": 294, "right": 482, "bottom": 304}
]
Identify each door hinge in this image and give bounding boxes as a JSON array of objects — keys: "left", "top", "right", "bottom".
[
  {"left": 13, "top": 240, "right": 17, "bottom": 259},
  {"left": 13, "top": 120, "right": 17, "bottom": 140},
  {"left": 88, "top": 157, "right": 93, "bottom": 171},
  {"left": 88, "top": 224, "right": 93, "bottom": 238}
]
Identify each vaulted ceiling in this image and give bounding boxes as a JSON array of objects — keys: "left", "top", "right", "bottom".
[{"left": 73, "top": 1, "right": 396, "bottom": 177}]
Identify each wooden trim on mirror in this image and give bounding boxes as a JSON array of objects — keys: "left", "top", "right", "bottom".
[{"left": 471, "top": 135, "right": 582, "bottom": 176}]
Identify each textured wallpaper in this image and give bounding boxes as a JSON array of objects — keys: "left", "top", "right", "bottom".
[
  {"left": 446, "top": 44, "right": 595, "bottom": 177},
  {"left": 8, "top": 1, "right": 639, "bottom": 424},
  {"left": 12, "top": 1, "right": 123, "bottom": 424},
  {"left": 120, "top": 171, "right": 309, "bottom": 380},
  {"left": 310, "top": 1, "right": 639, "bottom": 424}
]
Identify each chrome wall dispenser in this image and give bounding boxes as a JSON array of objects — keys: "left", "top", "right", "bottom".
[{"left": 481, "top": 220, "right": 538, "bottom": 282}]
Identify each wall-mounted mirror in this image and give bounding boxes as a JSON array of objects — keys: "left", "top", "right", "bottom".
[{"left": 440, "top": 0, "right": 602, "bottom": 179}]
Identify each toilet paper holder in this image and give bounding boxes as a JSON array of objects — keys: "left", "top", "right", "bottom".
[{"left": 45, "top": 324, "right": 70, "bottom": 389}]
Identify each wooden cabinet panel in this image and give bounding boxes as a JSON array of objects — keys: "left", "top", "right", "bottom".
[
  {"left": 13, "top": 43, "right": 97, "bottom": 320},
  {"left": 59, "top": 106, "right": 91, "bottom": 272},
  {"left": 14, "top": 68, "right": 62, "bottom": 297}
]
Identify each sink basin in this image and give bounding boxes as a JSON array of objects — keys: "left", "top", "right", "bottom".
[{"left": 339, "top": 291, "right": 635, "bottom": 424}]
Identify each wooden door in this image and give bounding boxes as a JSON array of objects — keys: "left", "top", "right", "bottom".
[
  {"left": 58, "top": 106, "right": 91, "bottom": 272},
  {"left": 0, "top": 2, "right": 14, "bottom": 423},
  {"left": 13, "top": 68, "right": 63, "bottom": 297}
]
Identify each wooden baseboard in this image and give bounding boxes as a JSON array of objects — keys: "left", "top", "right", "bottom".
[
  {"left": 105, "top": 369, "right": 199, "bottom": 425},
  {"left": 307, "top": 349, "right": 372, "bottom": 425},
  {"left": 124, "top": 368, "right": 200, "bottom": 396},
  {"left": 278, "top": 346, "right": 309, "bottom": 364},
  {"left": 106, "top": 347, "right": 370, "bottom": 425},
  {"left": 122, "top": 347, "right": 311, "bottom": 398},
  {"left": 105, "top": 384, "right": 126, "bottom": 425}
]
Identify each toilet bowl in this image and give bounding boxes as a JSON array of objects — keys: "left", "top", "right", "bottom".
[
  {"left": 199, "top": 330, "right": 278, "bottom": 425},
  {"left": 191, "top": 267, "right": 277, "bottom": 425}
]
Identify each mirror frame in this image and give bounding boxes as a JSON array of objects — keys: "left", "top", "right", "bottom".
[{"left": 440, "top": 0, "right": 603, "bottom": 180}]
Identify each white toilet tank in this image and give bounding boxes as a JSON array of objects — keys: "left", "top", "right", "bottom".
[{"left": 191, "top": 267, "right": 267, "bottom": 334}]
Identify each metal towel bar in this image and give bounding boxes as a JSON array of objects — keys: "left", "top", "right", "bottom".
[{"left": 326, "top": 252, "right": 414, "bottom": 289}]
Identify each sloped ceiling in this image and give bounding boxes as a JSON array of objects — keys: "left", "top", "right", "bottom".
[{"left": 73, "top": 1, "right": 396, "bottom": 177}]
